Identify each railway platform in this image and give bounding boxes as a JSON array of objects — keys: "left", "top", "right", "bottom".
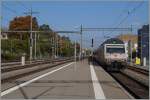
[{"left": 2, "top": 59, "right": 133, "bottom": 99}]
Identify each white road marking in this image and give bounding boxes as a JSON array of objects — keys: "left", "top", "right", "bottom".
[
  {"left": 1, "top": 62, "right": 74, "bottom": 96},
  {"left": 90, "top": 64, "right": 106, "bottom": 99}
]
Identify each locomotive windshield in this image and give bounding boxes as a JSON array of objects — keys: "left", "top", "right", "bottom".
[{"left": 106, "top": 48, "right": 125, "bottom": 53}]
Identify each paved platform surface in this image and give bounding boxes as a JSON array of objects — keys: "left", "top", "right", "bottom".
[{"left": 1, "top": 59, "right": 133, "bottom": 99}]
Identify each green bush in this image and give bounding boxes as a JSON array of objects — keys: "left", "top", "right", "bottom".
[{"left": 1, "top": 39, "right": 29, "bottom": 61}]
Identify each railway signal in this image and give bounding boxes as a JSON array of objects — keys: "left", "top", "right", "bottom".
[{"left": 91, "top": 38, "right": 94, "bottom": 47}]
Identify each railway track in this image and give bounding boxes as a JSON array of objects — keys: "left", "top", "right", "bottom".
[
  {"left": 127, "top": 65, "right": 149, "bottom": 75},
  {"left": 110, "top": 65, "right": 149, "bottom": 99},
  {"left": 1, "top": 59, "right": 71, "bottom": 73},
  {"left": 1, "top": 60, "right": 44, "bottom": 67},
  {"left": 1, "top": 58, "right": 68, "bottom": 67},
  {"left": 96, "top": 60, "right": 149, "bottom": 99},
  {"left": 110, "top": 72, "right": 149, "bottom": 99},
  {"left": 1, "top": 58, "right": 74, "bottom": 83}
]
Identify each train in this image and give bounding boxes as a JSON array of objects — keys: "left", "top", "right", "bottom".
[{"left": 93, "top": 38, "right": 127, "bottom": 71}]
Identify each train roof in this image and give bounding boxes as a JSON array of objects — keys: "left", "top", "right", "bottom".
[
  {"left": 102, "top": 38, "right": 124, "bottom": 45},
  {"left": 95, "top": 38, "right": 124, "bottom": 52}
]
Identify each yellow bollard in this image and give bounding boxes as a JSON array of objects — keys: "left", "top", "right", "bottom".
[{"left": 135, "top": 57, "right": 140, "bottom": 65}]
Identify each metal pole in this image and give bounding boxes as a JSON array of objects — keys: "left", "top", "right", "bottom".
[
  {"left": 29, "top": 8, "right": 33, "bottom": 62},
  {"left": 24, "top": 8, "right": 39, "bottom": 62},
  {"left": 52, "top": 36, "right": 54, "bottom": 59},
  {"left": 38, "top": 34, "right": 42, "bottom": 59},
  {"left": 74, "top": 40, "right": 77, "bottom": 71},
  {"left": 130, "top": 25, "right": 133, "bottom": 64},
  {"left": 130, "top": 41, "right": 132, "bottom": 64},
  {"left": 57, "top": 37, "right": 59, "bottom": 57},
  {"left": 52, "top": 37, "right": 53, "bottom": 59},
  {"left": 54, "top": 34, "right": 56, "bottom": 58},
  {"left": 80, "top": 25, "right": 82, "bottom": 61},
  {"left": 56, "top": 35, "right": 57, "bottom": 57},
  {"left": 34, "top": 32, "right": 37, "bottom": 59},
  {"left": 56, "top": 35, "right": 58, "bottom": 57}
]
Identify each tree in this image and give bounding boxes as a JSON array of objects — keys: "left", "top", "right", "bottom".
[
  {"left": 9, "top": 16, "right": 38, "bottom": 31},
  {"left": 39, "top": 24, "right": 53, "bottom": 39},
  {"left": 8, "top": 16, "right": 39, "bottom": 39},
  {"left": 39, "top": 24, "right": 52, "bottom": 31}
]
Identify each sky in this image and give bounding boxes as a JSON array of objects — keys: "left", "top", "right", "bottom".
[{"left": 1, "top": 0, "right": 149, "bottom": 49}]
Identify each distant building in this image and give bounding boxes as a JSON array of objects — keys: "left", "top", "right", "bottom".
[{"left": 138, "top": 24, "right": 149, "bottom": 66}]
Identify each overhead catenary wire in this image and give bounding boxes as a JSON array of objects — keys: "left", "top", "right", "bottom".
[
  {"left": 111, "top": 2, "right": 131, "bottom": 27},
  {"left": 1, "top": 2, "right": 26, "bottom": 27},
  {"left": 16, "top": 1, "right": 29, "bottom": 11},
  {"left": 2, "top": 4, "right": 18, "bottom": 14},
  {"left": 15, "top": 1, "right": 50, "bottom": 26},
  {"left": 16, "top": 1, "right": 58, "bottom": 33},
  {"left": 103, "top": 2, "right": 131, "bottom": 39},
  {"left": 112, "top": 1, "right": 144, "bottom": 34},
  {"left": 2, "top": 3, "right": 23, "bottom": 15}
]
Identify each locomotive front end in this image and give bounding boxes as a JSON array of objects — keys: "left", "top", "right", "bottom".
[{"left": 105, "top": 44, "right": 127, "bottom": 71}]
